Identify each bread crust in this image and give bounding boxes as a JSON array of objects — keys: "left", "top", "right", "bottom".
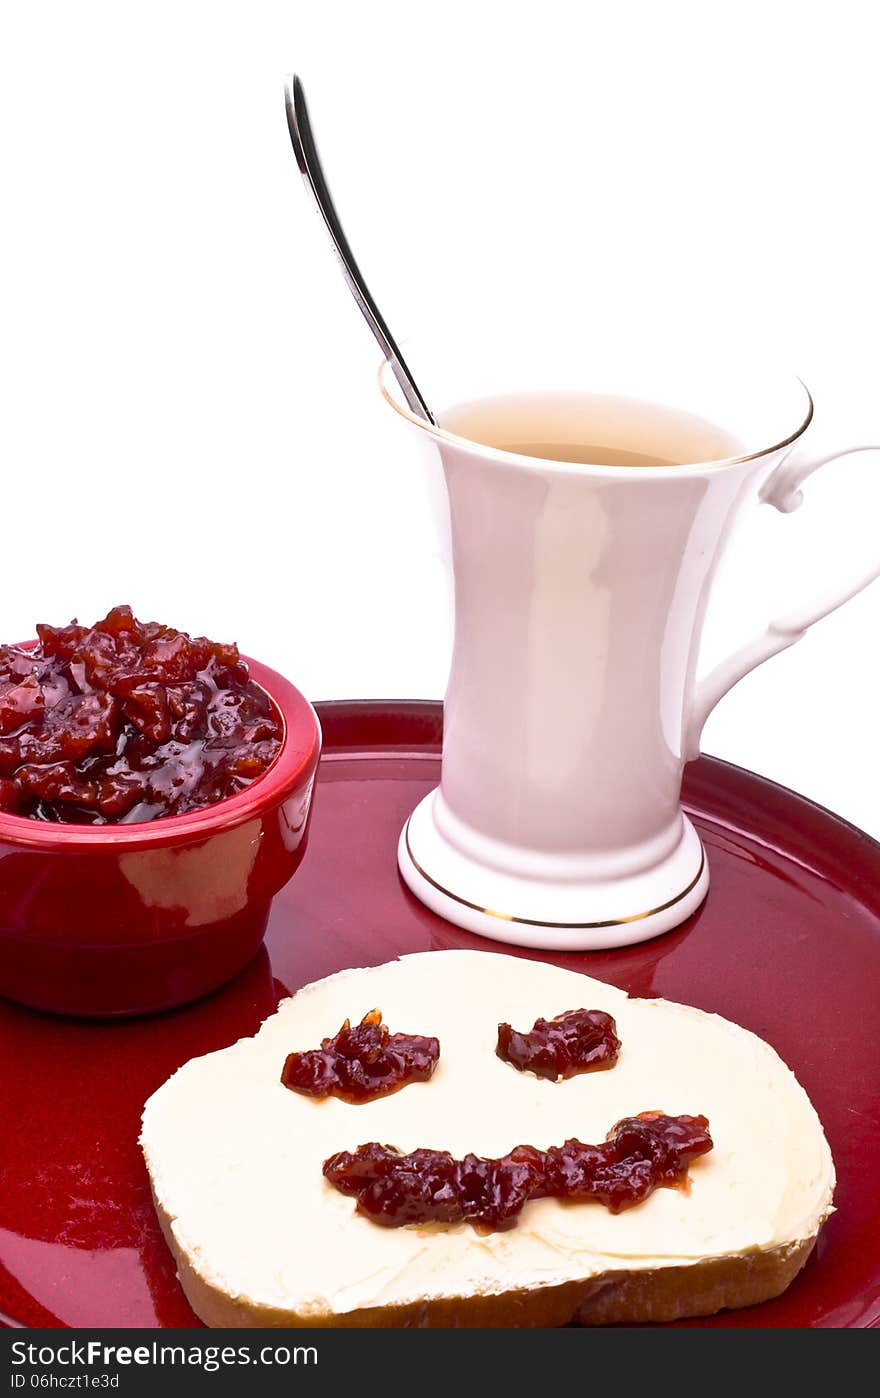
[{"left": 153, "top": 1186, "right": 817, "bottom": 1328}]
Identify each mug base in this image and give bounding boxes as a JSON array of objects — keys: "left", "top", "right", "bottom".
[{"left": 398, "top": 792, "right": 709, "bottom": 950}]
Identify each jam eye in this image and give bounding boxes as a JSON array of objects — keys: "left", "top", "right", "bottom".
[
  {"left": 281, "top": 1010, "right": 440, "bottom": 1104},
  {"left": 496, "top": 1008, "right": 621, "bottom": 1080}
]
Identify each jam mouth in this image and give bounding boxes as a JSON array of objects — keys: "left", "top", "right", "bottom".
[{"left": 324, "top": 1112, "right": 714, "bottom": 1233}]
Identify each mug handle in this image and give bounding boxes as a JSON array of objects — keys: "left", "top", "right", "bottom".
[{"left": 684, "top": 442, "right": 880, "bottom": 759}]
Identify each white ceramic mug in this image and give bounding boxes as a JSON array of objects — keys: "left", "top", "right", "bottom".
[{"left": 380, "top": 360, "right": 880, "bottom": 949}]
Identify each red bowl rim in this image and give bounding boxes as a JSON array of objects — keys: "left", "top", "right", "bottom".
[{"left": 0, "top": 649, "right": 321, "bottom": 850}]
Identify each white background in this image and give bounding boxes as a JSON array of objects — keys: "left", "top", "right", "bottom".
[{"left": 2, "top": 1, "right": 879, "bottom": 836}]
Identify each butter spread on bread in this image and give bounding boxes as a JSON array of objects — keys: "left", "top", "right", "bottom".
[{"left": 141, "top": 951, "right": 834, "bottom": 1327}]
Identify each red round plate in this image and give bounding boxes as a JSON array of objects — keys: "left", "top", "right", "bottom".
[{"left": 1, "top": 701, "right": 878, "bottom": 1329}]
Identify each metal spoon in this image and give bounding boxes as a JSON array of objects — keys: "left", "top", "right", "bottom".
[{"left": 284, "top": 74, "right": 435, "bottom": 425}]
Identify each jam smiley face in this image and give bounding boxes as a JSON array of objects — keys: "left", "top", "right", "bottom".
[
  {"left": 141, "top": 951, "right": 835, "bottom": 1328},
  {"left": 283, "top": 1003, "right": 712, "bottom": 1233}
]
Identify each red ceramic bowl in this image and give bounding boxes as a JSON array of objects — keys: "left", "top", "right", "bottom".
[{"left": 0, "top": 654, "right": 321, "bottom": 1017}]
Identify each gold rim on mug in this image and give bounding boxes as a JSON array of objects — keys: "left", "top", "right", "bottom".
[
  {"left": 378, "top": 361, "right": 815, "bottom": 473},
  {"left": 403, "top": 819, "right": 706, "bottom": 929}
]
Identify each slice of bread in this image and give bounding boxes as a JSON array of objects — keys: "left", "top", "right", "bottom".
[{"left": 141, "top": 951, "right": 834, "bottom": 1327}]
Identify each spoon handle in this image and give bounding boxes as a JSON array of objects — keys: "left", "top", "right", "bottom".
[{"left": 284, "top": 75, "right": 435, "bottom": 425}]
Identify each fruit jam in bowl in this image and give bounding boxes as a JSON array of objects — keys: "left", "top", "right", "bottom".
[{"left": 0, "top": 607, "right": 321, "bottom": 1016}]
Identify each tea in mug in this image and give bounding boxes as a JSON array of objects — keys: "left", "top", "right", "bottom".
[{"left": 441, "top": 392, "right": 743, "bottom": 468}]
